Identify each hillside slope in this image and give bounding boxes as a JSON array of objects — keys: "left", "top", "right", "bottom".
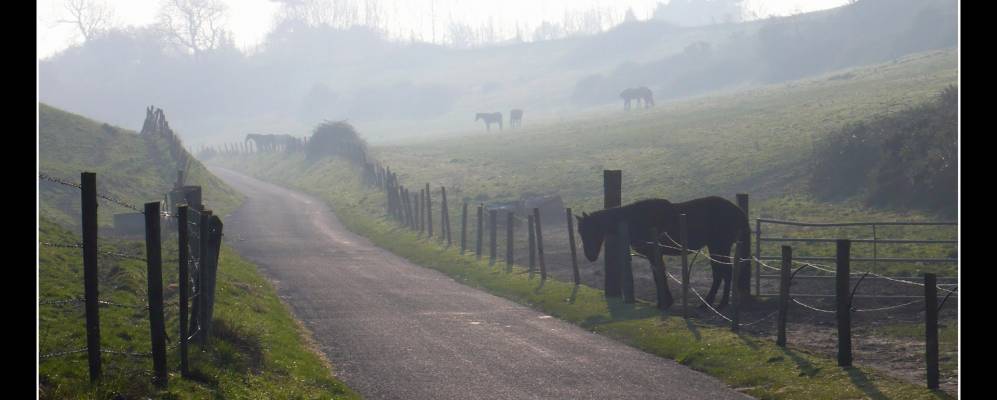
[
  {"left": 39, "top": 103, "right": 243, "bottom": 230},
  {"left": 375, "top": 49, "right": 957, "bottom": 214}
]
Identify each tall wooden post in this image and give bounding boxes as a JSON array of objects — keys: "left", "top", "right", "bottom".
[
  {"left": 925, "top": 273, "right": 939, "bottom": 389},
  {"left": 736, "top": 193, "right": 752, "bottom": 298},
  {"left": 460, "top": 202, "right": 468, "bottom": 254},
  {"left": 836, "top": 239, "right": 852, "bottom": 367},
  {"left": 533, "top": 208, "right": 547, "bottom": 281},
  {"left": 426, "top": 183, "right": 433, "bottom": 237},
  {"left": 81, "top": 172, "right": 101, "bottom": 382},
  {"left": 679, "top": 214, "right": 690, "bottom": 317},
  {"left": 177, "top": 205, "right": 190, "bottom": 376},
  {"left": 489, "top": 209, "right": 497, "bottom": 265},
  {"left": 476, "top": 204, "right": 484, "bottom": 259},
  {"left": 442, "top": 187, "right": 452, "bottom": 246},
  {"left": 506, "top": 212, "right": 514, "bottom": 272},
  {"left": 196, "top": 210, "right": 210, "bottom": 344},
  {"left": 567, "top": 208, "right": 580, "bottom": 285},
  {"left": 528, "top": 215, "right": 536, "bottom": 277},
  {"left": 603, "top": 170, "right": 622, "bottom": 296},
  {"left": 145, "top": 202, "right": 168, "bottom": 387},
  {"left": 731, "top": 241, "right": 741, "bottom": 332},
  {"left": 777, "top": 246, "right": 792, "bottom": 347}
]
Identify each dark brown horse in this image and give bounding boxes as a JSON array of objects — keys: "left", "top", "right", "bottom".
[
  {"left": 475, "top": 112, "right": 503, "bottom": 131},
  {"left": 509, "top": 109, "right": 523, "bottom": 128},
  {"left": 576, "top": 197, "right": 749, "bottom": 310}
]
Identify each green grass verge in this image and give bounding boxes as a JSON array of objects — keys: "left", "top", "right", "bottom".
[
  {"left": 212, "top": 154, "right": 953, "bottom": 400},
  {"left": 39, "top": 216, "right": 359, "bottom": 399}
]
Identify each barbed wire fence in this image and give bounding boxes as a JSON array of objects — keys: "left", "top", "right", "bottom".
[
  {"left": 357, "top": 157, "right": 960, "bottom": 390},
  {"left": 39, "top": 171, "right": 224, "bottom": 388}
]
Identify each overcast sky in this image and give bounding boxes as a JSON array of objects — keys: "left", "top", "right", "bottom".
[{"left": 38, "top": 0, "right": 849, "bottom": 59}]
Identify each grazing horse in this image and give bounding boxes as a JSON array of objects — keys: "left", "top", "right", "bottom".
[
  {"left": 475, "top": 112, "right": 503, "bottom": 132},
  {"left": 509, "top": 109, "right": 524, "bottom": 128},
  {"left": 620, "top": 87, "right": 655, "bottom": 110},
  {"left": 245, "top": 133, "right": 276, "bottom": 152},
  {"left": 575, "top": 197, "right": 749, "bottom": 310}
]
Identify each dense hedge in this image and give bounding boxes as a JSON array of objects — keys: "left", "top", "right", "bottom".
[{"left": 810, "top": 85, "right": 957, "bottom": 216}]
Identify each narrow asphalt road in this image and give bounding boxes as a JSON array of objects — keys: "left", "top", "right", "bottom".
[{"left": 210, "top": 165, "right": 753, "bottom": 400}]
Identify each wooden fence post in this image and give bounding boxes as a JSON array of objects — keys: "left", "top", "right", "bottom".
[
  {"left": 476, "top": 204, "right": 484, "bottom": 260},
  {"left": 836, "top": 239, "right": 852, "bottom": 367},
  {"left": 145, "top": 202, "right": 168, "bottom": 387},
  {"left": 417, "top": 189, "right": 424, "bottom": 234},
  {"left": 506, "top": 212, "right": 514, "bottom": 272},
  {"left": 528, "top": 215, "right": 536, "bottom": 278},
  {"left": 777, "top": 246, "right": 791, "bottom": 347},
  {"left": 439, "top": 187, "right": 446, "bottom": 242},
  {"left": 442, "top": 187, "right": 452, "bottom": 246},
  {"left": 533, "top": 208, "right": 547, "bottom": 282},
  {"left": 619, "top": 220, "right": 634, "bottom": 303},
  {"left": 177, "top": 205, "right": 190, "bottom": 376},
  {"left": 489, "top": 209, "right": 497, "bottom": 265},
  {"left": 567, "top": 208, "right": 580, "bottom": 285},
  {"left": 679, "top": 214, "right": 689, "bottom": 317},
  {"left": 736, "top": 193, "right": 752, "bottom": 298},
  {"left": 426, "top": 183, "right": 433, "bottom": 237},
  {"left": 603, "top": 170, "right": 622, "bottom": 296},
  {"left": 202, "top": 213, "right": 223, "bottom": 345},
  {"left": 399, "top": 186, "right": 408, "bottom": 227},
  {"left": 925, "top": 273, "right": 939, "bottom": 389},
  {"left": 460, "top": 202, "right": 468, "bottom": 254},
  {"left": 196, "top": 210, "right": 210, "bottom": 345},
  {"left": 731, "top": 241, "right": 741, "bottom": 332},
  {"left": 81, "top": 172, "right": 101, "bottom": 382}
]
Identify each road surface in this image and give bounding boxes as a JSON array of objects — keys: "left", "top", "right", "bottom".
[{"left": 210, "top": 165, "right": 753, "bottom": 400}]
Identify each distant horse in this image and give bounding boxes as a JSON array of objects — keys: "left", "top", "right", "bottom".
[
  {"left": 620, "top": 87, "right": 655, "bottom": 110},
  {"left": 245, "top": 133, "right": 276, "bottom": 152},
  {"left": 475, "top": 112, "right": 503, "bottom": 132},
  {"left": 575, "top": 197, "right": 749, "bottom": 310},
  {"left": 509, "top": 109, "right": 524, "bottom": 128}
]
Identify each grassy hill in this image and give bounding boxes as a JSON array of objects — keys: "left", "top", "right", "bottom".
[
  {"left": 368, "top": 48, "right": 958, "bottom": 274},
  {"left": 38, "top": 105, "right": 357, "bottom": 398},
  {"left": 39, "top": 103, "right": 243, "bottom": 230}
]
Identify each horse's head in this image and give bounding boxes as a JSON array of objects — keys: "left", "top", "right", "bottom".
[
  {"left": 575, "top": 211, "right": 604, "bottom": 262},
  {"left": 475, "top": 113, "right": 483, "bottom": 121}
]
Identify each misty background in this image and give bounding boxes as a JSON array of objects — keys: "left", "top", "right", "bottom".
[{"left": 38, "top": 0, "right": 957, "bottom": 146}]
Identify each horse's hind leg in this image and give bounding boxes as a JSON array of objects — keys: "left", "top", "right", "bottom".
[
  {"left": 648, "top": 250, "right": 673, "bottom": 310},
  {"left": 702, "top": 261, "right": 722, "bottom": 309},
  {"left": 715, "top": 249, "right": 734, "bottom": 309}
]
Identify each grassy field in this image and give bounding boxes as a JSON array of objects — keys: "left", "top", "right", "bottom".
[
  {"left": 39, "top": 103, "right": 358, "bottom": 398},
  {"left": 372, "top": 48, "right": 959, "bottom": 277},
  {"left": 211, "top": 153, "right": 954, "bottom": 400}
]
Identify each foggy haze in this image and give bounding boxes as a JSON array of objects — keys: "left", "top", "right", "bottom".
[{"left": 37, "top": 0, "right": 955, "bottom": 147}]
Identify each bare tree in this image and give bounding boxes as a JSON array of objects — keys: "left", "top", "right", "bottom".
[
  {"left": 57, "top": 0, "right": 114, "bottom": 42},
  {"left": 158, "top": 0, "right": 229, "bottom": 56}
]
